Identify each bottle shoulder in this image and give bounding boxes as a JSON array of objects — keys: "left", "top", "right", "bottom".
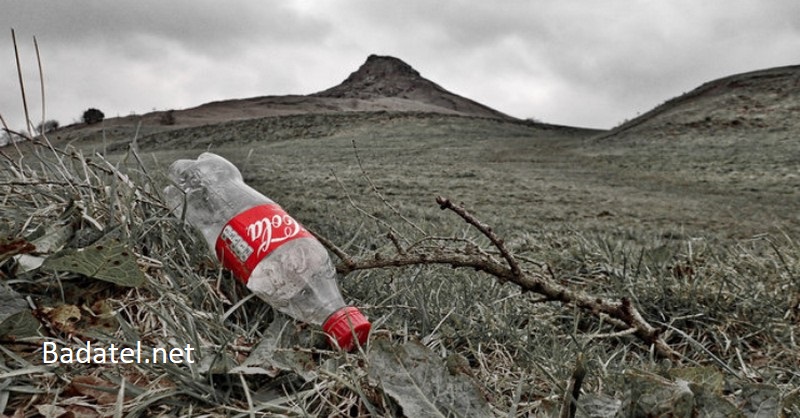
[{"left": 212, "top": 181, "right": 274, "bottom": 211}]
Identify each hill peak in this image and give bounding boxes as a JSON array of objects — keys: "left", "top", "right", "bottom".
[
  {"left": 313, "top": 54, "right": 426, "bottom": 99},
  {"left": 313, "top": 54, "right": 513, "bottom": 119},
  {"left": 357, "top": 54, "right": 422, "bottom": 79}
]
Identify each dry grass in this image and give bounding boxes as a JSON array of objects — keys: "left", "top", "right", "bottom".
[{"left": 2, "top": 122, "right": 798, "bottom": 416}]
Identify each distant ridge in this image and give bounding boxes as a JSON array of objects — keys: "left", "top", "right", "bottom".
[
  {"left": 59, "top": 56, "right": 800, "bottom": 146},
  {"left": 600, "top": 64, "right": 800, "bottom": 140},
  {"left": 52, "top": 54, "right": 519, "bottom": 137}
]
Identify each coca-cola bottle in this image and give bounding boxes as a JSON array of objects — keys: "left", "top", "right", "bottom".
[{"left": 163, "top": 152, "right": 370, "bottom": 351}]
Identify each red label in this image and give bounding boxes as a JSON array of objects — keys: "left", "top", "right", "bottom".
[{"left": 215, "top": 204, "right": 312, "bottom": 283}]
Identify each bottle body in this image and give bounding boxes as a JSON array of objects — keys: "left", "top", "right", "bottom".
[{"left": 164, "top": 153, "right": 370, "bottom": 349}]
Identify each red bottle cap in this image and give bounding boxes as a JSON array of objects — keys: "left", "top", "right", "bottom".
[{"left": 322, "top": 306, "right": 371, "bottom": 351}]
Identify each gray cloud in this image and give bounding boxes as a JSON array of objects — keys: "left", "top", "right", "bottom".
[
  {"left": 6, "top": 1, "right": 329, "bottom": 54},
  {"left": 2, "top": 1, "right": 799, "bottom": 131}
]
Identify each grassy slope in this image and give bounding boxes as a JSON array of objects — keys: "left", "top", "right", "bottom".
[
  {"left": 139, "top": 111, "right": 800, "bottom": 411},
  {"left": 3, "top": 110, "right": 798, "bottom": 415},
  {"left": 122, "top": 110, "right": 796, "bottom": 240}
]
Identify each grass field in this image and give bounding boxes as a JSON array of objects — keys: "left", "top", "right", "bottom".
[{"left": 2, "top": 111, "right": 799, "bottom": 416}]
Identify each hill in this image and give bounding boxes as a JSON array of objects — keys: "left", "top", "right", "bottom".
[
  {"left": 51, "top": 54, "right": 518, "bottom": 145},
  {"left": 312, "top": 54, "right": 513, "bottom": 120},
  {"left": 599, "top": 64, "right": 800, "bottom": 142},
  {"left": 580, "top": 64, "right": 800, "bottom": 241}
]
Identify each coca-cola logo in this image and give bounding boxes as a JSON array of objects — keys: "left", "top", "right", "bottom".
[
  {"left": 246, "top": 213, "right": 303, "bottom": 257},
  {"left": 217, "top": 204, "right": 312, "bottom": 283}
]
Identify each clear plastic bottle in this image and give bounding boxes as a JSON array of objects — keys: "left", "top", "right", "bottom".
[{"left": 164, "top": 152, "right": 370, "bottom": 351}]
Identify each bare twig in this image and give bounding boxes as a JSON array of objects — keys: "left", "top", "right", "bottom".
[
  {"left": 559, "top": 353, "right": 586, "bottom": 418},
  {"left": 436, "top": 196, "right": 522, "bottom": 279},
  {"left": 307, "top": 228, "right": 356, "bottom": 274},
  {"left": 11, "top": 29, "right": 32, "bottom": 137},
  {"left": 386, "top": 231, "right": 405, "bottom": 255},
  {"left": 35, "top": 36, "right": 45, "bottom": 135},
  {"left": 0, "top": 179, "right": 101, "bottom": 191},
  {"left": 587, "top": 326, "right": 638, "bottom": 340},
  {"left": 32, "top": 34, "right": 71, "bottom": 179}
]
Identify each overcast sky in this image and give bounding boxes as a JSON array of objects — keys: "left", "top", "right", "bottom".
[{"left": 2, "top": 1, "right": 799, "bottom": 131}]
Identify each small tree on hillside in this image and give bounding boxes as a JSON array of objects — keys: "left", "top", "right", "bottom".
[
  {"left": 159, "top": 109, "right": 176, "bottom": 125},
  {"left": 36, "top": 119, "right": 60, "bottom": 134},
  {"left": 82, "top": 108, "right": 105, "bottom": 125}
]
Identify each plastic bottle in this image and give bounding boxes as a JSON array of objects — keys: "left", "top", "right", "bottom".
[{"left": 163, "top": 152, "right": 370, "bottom": 351}]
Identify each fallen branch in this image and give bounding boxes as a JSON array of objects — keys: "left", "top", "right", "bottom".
[
  {"left": 315, "top": 196, "right": 680, "bottom": 360},
  {"left": 436, "top": 196, "right": 522, "bottom": 279}
]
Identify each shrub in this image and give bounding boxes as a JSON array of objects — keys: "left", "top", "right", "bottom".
[
  {"left": 82, "top": 108, "right": 105, "bottom": 125},
  {"left": 35, "top": 119, "right": 60, "bottom": 134},
  {"left": 159, "top": 110, "right": 176, "bottom": 126}
]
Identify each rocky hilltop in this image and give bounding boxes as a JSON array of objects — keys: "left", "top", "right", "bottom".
[
  {"left": 314, "top": 54, "right": 426, "bottom": 99},
  {"left": 312, "top": 54, "right": 512, "bottom": 119}
]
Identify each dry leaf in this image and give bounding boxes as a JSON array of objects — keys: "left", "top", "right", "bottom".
[
  {"left": 35, "top": 405, "right": 66, "bottom": 418},
  {"left": 0, "top": 238, "right": 35, "bottom": 264},
  {"left": 37, "top": 305, "right": 81, "bottom": 335},
  {"left": 43, "top": 240, "right": 145, "bottom": 287},
  {"left": 64, "top": 404, "right": 101, "bottom": 418},
  {"left": 368, "top": 336, "right": 492, "bottom": 418}
]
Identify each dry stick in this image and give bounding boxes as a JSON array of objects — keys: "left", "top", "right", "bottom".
[
  {"left": 386, "top": 231, "right": 406, "bottom": 255},
  {"left": 436, "top": 196, "right": 522, "bottom": 279},
  {"left": 315, "top": 196, "right": 680, "bottom": 360},
  {"left": 307, "top": 229, "right": 356, "bottom": 273},
  {"left": 559, "top": 353, "right": 586, "bottom": 418},
  {"left": 11, "top": 29, "right": 32, "bottom": 138},
  {"left": 32, "top": 34, "right": 73, "bottom": 186},
  {"left": 3, "top": 41, "right": 26, "bottom": 166},
  {"left": 0, "top": 180, "right": 101, "bottom": 191},
  {"left": 35, "top": 36, "right": 45, "bottom": 137},
  {"left": 8, "top": 32, "right": 76, "bottom": 190}
]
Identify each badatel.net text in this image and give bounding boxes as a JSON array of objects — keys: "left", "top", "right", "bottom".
[{"left": 42, "top": 341, "right": 195, "bottom": 365}]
